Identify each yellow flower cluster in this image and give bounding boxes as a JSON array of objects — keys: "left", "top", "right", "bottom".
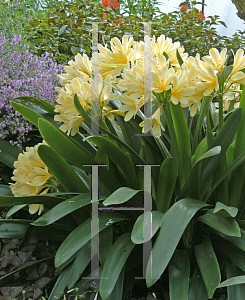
[
  {"left": 55, "top": 34, "right": 245, "bottom": 138},
  {"left": 10, "top": 142, "right": 54, "bottom": 215}
]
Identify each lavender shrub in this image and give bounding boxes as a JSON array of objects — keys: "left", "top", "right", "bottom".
[{"left": 0, "top": 33, "right": 64, "bottom": 149}]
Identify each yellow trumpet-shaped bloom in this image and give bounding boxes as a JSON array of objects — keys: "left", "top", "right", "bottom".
[{"left": 10, "top": 142, "right": 54, "bottom": 215}]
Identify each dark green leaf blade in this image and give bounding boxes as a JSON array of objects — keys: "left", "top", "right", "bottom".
[
  {"left": 55, "top": 212, "right": 127, "bottom": 268},
  {"left": 100, "top": 232, "right": 135, "bottom": 300},
  {"left": 38, "top": 144, "right": 89, "bottom": 193},
  {"left": 169, "top": 250, "right": 190, "bottom": 300},
  {"left": 146, "top": 198, "right": 209, "bottom": 287},
  {"left": 195, "top": 237, "right": 221, "bottom": 299}
]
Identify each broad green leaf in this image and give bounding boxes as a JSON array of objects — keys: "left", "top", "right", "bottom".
[
  {"left": 11, "top": 101, "right": 50, "bottom": 127},
  {"left": 131, "top": 211, "right": 164, "bottom": 244},
  {"left": 32, "top": 193, "right": 106, "bottom": 226},
  {"left": 38, "top": 144, "right": 89, "bottom": 193},
  {"left": 67, "top": 241, "right": 91, "bottom": 289},
  {"left": 188, "top": 146, "right": 221, "bottom": 199},
  {"left": 0, "top": 139, "right": 21, "bottom": 169},
  {"left": 213, "top": 202, "right": 238, "bottom": 217},
  {"left": 48, "top": 264, "right": 72, "bottom": 300},
  {"left": 106, "top": 266, "right": 125, "bottom": 300},
  {"left": 201, "top": 108, "right": 242, "bottom": 197},
  {"left": 188, "top": 267, "right": 208, "bottom": 300},
  {"left": 14, "top": 96, "right": 56, "bottom": 115},
  {"left": 191, "top": 136, "right": 208, "bottom": 166},
  {"left": 205, "top": 152, "right": 245, "bottom": 202},
  {"left": 38, "top": 118, "right": 121, "bottom": 192},
  {"left": 68, "top": 268, "right": 102, "bottom": 297},
  {"left": 86, "top": 136, "right": 139, "bottom": 189},
  {"left": 0, "top": 194, "right": 63, "bottom": 207},
  {"left": 170, "top": 102, "right": 191, "bottom": 184},
  {"left": 197, "top": 212, "right": 241, "bottom": 237},
  {"left": 226, "top": 260, "right": 245, "bottom": 300},
  {"left": 229, "top": 86, "right": 245, "bottom": 208},
  {"left": 6, "top": 205, "right": 27, "bottom": 218},
  {"left": 219, "top": 276, "right": 245, "bottom": 288},
  {"left": 0, "top": 185, "right": 13, "bottom": 196},
  {"left": 55, "top": 212, "right": 127, "bottom": 268},
  {"left": 103, "top": 187, "right": 142, "bottom": 206},
  {"left": 214, "top": 238, "right": 245, "bottom": 272},
  {"left": 176, "top": 48, "right": 184, "bottom": 66},
  {"left": 100, "top": 232, "right": 135, "bottom": 300},
  {"left": 146, "top": 198, "right": 209, "bottom": 287},
  {"left": 156, "top": 158, "right": 178, "bottom": 213},
  {"left": 226, "top": 144, "right": 234, "bottom": 167},
  {"left": 0, "top": 220, "right": 29, "bottom": 238},
  {"left": 169, "top": 250, "right": 190, "bottom": 300},
  {"left": 194, "top": 237, "right": 221, "bottom": 299},
  {"left": 99, "top": 226, "right": 113, "bottom": 267},
  {"left": 219, "top": 229, "right": 245, "bottom": 252}
]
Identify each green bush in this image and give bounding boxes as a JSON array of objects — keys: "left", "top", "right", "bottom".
[{"left": 20, "top": 0, "right": 245, "bottom": 68}]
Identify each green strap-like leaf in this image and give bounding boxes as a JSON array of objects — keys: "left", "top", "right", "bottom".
[
  {"left": 146, "top": 198, "right": 209, "bottom": 287},
  {"left": 169, "top": 250, "right": 190, "bottom": 300},
  {"left": 67, "top": 241, "right": 91, "bottom": 289},
  {"left": 38, "top": 118, "right": 121, "bottom": 192},
  {"left": 188, "top": 267, "right": 208, "bottom": 300},
  {"left": 197, "top": 212, "right": 241, "bottom": 237},
  {"left": 0, "top": 194, "right": 63, "bottom": 207},
  {"left": 38, "top": 145, "right": 89, "bottom": 193},
  {"left": 6, "top": 205, "right": 27, "bottom": 218},
  {"left": 219, "top": 275, "right": 245, "bottom": 288},
  {"left": 188, "top": 146, "right": 221, "bottom": 199},
  {"left": 32, "top": 193, "right": 106, "bottom": 226},
  {"left": 86, "top": 136, "right": 140, "bottom": 189},
  {"left": 100, "top": 232, "right": 135, "bottom": 300},
  {"left": 213, "top": 202, "right": 238, "bottom": 217},
  {"left": 55, "top": 212, "right": 127, "bottom": 268},
  {"left": 103, "top": 187, "right": 142, "bottom": 206},
  {"left": 194, "top": 237, "right": 221, "bottom": 299},
  {"left": 0, "top": 139, "right": 21, "bottom": 169},
  {"left": 226, "top": 260, "right": 245, "bottom": 300},
  {"left": 170, "top": 102, "right": 191, "bottom": 185},
  {"left": 0, "top": 185, "right": 13, "bottom": 196},
  {"left": 204, "top": 152, "right": 245, "bottom": 202},
  {"left": 201, "top": 108, "right": 242, "bottom": 198},
  {"left": 214, "top": 238, "right": 245, "bottom": 273},
  {"left": 131, "top": 211, "right": 164, "bottom": 244},
  {"left": 229, "top": 86, "right": 245, "bottom": 208},
  {"left": 48, "top": 265, "right": 72, "bottom": 300},
  {"left": 156, "top": 157, "right": 178, "bottom": 213},
  {"left": 14, "top": 96, "right": 56, "bottom": 115},
  {"left": 11, "top": 101, "right": 56, "bottom": 127},
  {"left": 0, "top": 220, "right": 29, "bottom": 238}
]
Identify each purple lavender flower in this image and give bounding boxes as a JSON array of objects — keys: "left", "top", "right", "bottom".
[{"left": 0, "top": 33, "right": 64, "bottom": 149}]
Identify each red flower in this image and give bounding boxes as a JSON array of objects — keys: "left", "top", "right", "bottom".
[
  {"left": 199, "top": 11, "right": 205, "bottom": 20},
  {"left": 103, "top": 12, "right": 108, "bottom": 17},
  {"left": 181, "top": 4, "right": 188, "bottom": 11},
  {"left": 102, "top": 0, "right": 111, "bottom": 8},
  {"left": 112, "top": 0, "right": 119, "bottom": 10},
  {"left": 117, "top": 17, "right": 124, "bottom": 22}
]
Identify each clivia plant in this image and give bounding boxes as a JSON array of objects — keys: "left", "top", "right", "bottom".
[{"left": 1, "top": 33, "right": 245, "bottom": 300}]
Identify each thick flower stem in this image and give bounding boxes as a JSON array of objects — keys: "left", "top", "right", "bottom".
[
  {"left": 163, "top": 104, "right": 185, "bottom": 188},
  {"left": 218, "top": 96, "right": 224, "bottom": 130}
]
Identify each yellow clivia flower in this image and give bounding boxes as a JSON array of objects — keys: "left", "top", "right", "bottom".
[
  {"left": 202, "top": 48, "right": 228, "bottom": 73},
  {"left": 230, "top": 49, "right": 245, "bottom": 77},
  {"left": 9, "top": 142, "right": 54, "bottom": 215}
]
